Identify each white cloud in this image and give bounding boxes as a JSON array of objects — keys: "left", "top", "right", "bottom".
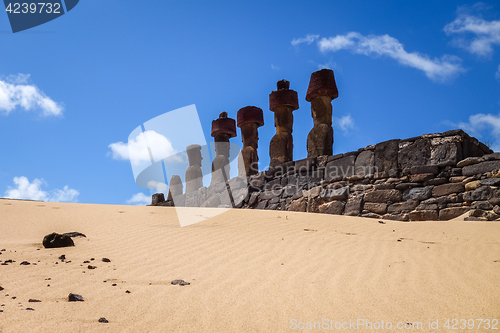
[
  {"left": 108, "top": 130, "right": 180, "bottom": 166},
  {"left": 318, "top": 34, "right": 355, "bottom": 51},
  {"left": 126, "top": 192, "right": 151, "bottom": 205},
  {"left": 0, "top": 74, "right": 63, "bottom": 116},
  {"left": 292, "top": 34, "right": 319, "bottom": 46},
  {"left": 455, "top": 112, "right": 500, "bottom": 151},
  {"left": 146, "top": 181, "right": 167, "bottom": 191},
  {"left": 444, "top": 12, "right": 500, "bottom": 57},
  {"left": 3, "top": 176, "right": 79, "bottom": 202},
  {"left": 334, "top": 114, "right": 355, "bottom": 133},
  {"left": 318, "top": 32, "right": 464, "bottom": 82},
  {"left": 50, "top": 186, "right": 80, "bottom": 202},
  {"left": 496, "top": 65, "right": 500, "bottom": 80}
]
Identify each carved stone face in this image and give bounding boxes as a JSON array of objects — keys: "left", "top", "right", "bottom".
[
  {"left": 240, "top": 122, "right": 259, "bottom": 149},
  {"left": 215, "top": 141, "right": 230, "bottom": 157},
  {"left": 310, "top": 95, "right": 333, "bottom": 127},
  {"left": 186, "top": 145, "right": 202, "bottom": 167},
  {"left": 274, "top": 105, "right": 294, "bottom": 134}
]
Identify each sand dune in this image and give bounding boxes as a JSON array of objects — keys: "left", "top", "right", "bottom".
[{"left": 0, "top": 199, "right": 499, "bottom": 332}]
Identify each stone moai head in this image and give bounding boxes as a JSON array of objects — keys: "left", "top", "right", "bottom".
[
  {"left": 185, "top": 144, "right": 203, "bottom": 194},
  {"left": 269, "top": 79, "right": 299, "bottom": 134},
  {"left": 306, "top": 69, "right": 338, "bottom": 127},
  {"left": 186, "top": 144, "right": 202, "bottom": 167},
  {"left": 167, "top": 174, "right": 183, "bottom": 201},
  {"left": 211, "top": 112, "right": 237, "bottom": 157},
  {"left": 237, "top": 106, "right": 264, "bottom": 149},
  {"left": 268, "top": 79, "right": 299, "bottom": 166},
  {"left": 306, "top": 68, "right": 339, "bottom": 158},
  {"left": 237, "top": 106, "right": 264, "bottom": 177}
]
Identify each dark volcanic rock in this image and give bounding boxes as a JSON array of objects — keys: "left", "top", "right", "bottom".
[
  {"left": 63, "top": 232, "right": 86, "bottom": 238},
  {"left": 324, "top": 155, "right": 356, "bottom": 181},
  {"left": 20, "top": 261, "right": 30, "bottom": 265},
  {"left": 151, "top": 193, "right": 165, "bottom": 205},
  {"left": 480, "top": 178, "right": 500, "bottom": 187},
  {"left": 387, "top": 200, "right": 419, "bottom": 214},
  {"left": 28, "top": 299, "right": 41, "bottom": 302},
  {"left": 409, "top": 165, "right": 439, "bottom": 175},
  {"left": 364, "top": 190, "right": 402, "bottom": 203},
  {"left": 439, "top": 207, "right": 470, "bottom": 220},
  {"left": 354, "top": 150, "right": 375, "bottom": 178},
  {"left": 99, "top": 317, "right": 109, "bottom": 323},
  {"left": 68, "top": 293, "right": 84, "bottom": 302},
  {"left": 403, "top": 186, "right": 433, "bottom": 201},
  {"left": 471, "top": 201, "right": 493, "bottom": 210},
  {"left": 171, "top": 279, "right": 190, "bottom": 286},
  {"left": 463, "top": 160, "right": 500, "bottom": 176},
  {"left": 464, "top": 186, "right": 495, "bottom": 202},
  {"left": 409, "top": 210, "right": 439, "bottom": 221},
  {"left": 363, "top": 202, "right": 387, "bottom": 215},
  {"left": 321, "top": 187, "right": 349, "bottom": 201},
  {"left": 43, "top": 233, "right": 75, "bottom": 249},
  {"left": 102, "top": 258, "right": 111, "bottom": 263},
  {"left": 319, "top": 201, "right": 345, "bottom": 215},
  {"left": 374, "top": 139, "right": 399, "bottom": 175},
  {"left": 432, "top": 183, "right": 464, "bottom": 197},
  {"left": 288, "top": 198, "right": 307, "bottom": 212},
  {"left": 398, "top": 139, "right": 431, "bottom": 169},
  {"left": 430, "top": 142, "right": 463, "bottom": 167},
  {"left": 344, "top": 196, "right": 363, "bottom": 216}
]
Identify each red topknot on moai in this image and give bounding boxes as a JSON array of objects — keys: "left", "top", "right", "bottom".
[
  {"left": 210, "top": 112, "right": 237, "bottom": 186},
  {"left": 269, "top": 79, "right": 299, "bottom": 167},
  {"left": 237, "top": 106, "right": 264, "bottom": 178},
  {"left": 306, "top": 68, "right": 338, "bottom": 158}
]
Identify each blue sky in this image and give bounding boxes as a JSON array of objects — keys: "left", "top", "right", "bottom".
[{"left": 1, "top": 0, "right": 499, "bottom": 205}]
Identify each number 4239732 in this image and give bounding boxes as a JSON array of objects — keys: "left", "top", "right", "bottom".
[{"left": 5, "top": 3, "right": 61, "bottom": 14}]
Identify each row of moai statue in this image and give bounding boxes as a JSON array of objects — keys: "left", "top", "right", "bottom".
[{"left": 163, "top": 68, "right": 339, "bottom": 203}]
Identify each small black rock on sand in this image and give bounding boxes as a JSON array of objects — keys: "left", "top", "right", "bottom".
[
  {"left": 42, "top": 232, "right": 86, "bottom": 249},
  {"left": 171, "top": 279, "right": 190, "bottom": 286},
  {"left": 68, "top": 293, "right": 84, "bottom": 302}
]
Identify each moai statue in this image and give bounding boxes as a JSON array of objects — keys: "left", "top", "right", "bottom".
[
  {"left": 210, "top": 112, "right": 236, "bottom": 186},
  {"left": 305, "top": 68, "right": 338, "bottom": 158},
  {"left": 269, "top": 79, "right": 299, "bottom": 167},
  {"left": 166, "top": 175, "right": 183, "bottom": 205},
  {"left": 237, "top": 106, "right": 264, "bottom": 178},
  {"left": 185, "top": 144, "right": 203, "bottom": 194}
]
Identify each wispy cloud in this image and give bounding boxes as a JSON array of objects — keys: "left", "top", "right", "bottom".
[
  {"left": 291, "top": 34, "right": 319, "bottom": 46},
  {"left": 146, "top": 181, "right": 167, "bottom": 191},
  {"left": 3, "top": 176, "right": 79, "bottom": 202},
  {"left": 496, "top": 65, "right": 500, "bottom": 80},
  {"left": 317, "top": 32, "right": 464, "bottom": 82},
  {"left": 0, "top": 74, "right": 63, "bottom": 116},
  {"left": 126, "top": 192, "right": 150, "bottom": 205},
  {"left": 455, "top": 112, "right": 500, "bottom": 151},
  {"left": 309, "top": 59, "right": 338, "bottom": 71},
  {"left": 444, "top": 9, "right": 500, "bottom": 57},
  {"left": 334, "top": 114, "right": 355, "bottom": 133},
  {"left": 108, "top": 130, "right": 181, "bottom": 166}
]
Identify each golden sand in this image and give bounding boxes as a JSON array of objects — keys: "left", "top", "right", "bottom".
[{"left": 0, "top": 199, "right": 499, "bottom": 332}]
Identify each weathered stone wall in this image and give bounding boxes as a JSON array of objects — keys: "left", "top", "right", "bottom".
[
  {"left": 153, "top": 129, "right": 500, "bottom": 221},
  {"left": 241, "top": 129, "right": 500, "bottom": 221}
]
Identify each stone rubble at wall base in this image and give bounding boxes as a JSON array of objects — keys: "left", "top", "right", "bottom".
[{"left": 152, "top": 129, "right": 500, "bottom": 221}]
